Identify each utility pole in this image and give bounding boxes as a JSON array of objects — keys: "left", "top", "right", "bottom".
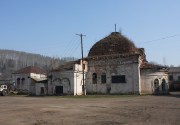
[{"left": 76, "top": 33, "right": 86, "bottom": 95}]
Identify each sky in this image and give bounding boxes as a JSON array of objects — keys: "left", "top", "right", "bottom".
[{"left": 0, "top": 0, "right": 180, "bottom": 66}]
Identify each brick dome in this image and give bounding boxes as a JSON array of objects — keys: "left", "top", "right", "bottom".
[{"left": 88, "top": 32, "right": 138, "bottom": 57}]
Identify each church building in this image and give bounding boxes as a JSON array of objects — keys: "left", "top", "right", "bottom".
[
  {"left": 48, "top": 32, "right": 169, "bottom": 95},
  {"left": 85, "top": 32, "right": 168, "bottom": 94}
]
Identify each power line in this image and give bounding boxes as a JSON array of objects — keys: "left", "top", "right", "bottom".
[
  {"left": 64, "top": 41, "right": 79, "bottom": 57},
  {"left": 69, "top": 42, "right": 81, "bottom": 57},
  {"left": 138, "top": 33, "right": 180, "bottom": 44},
  {"left": 63, "top": 36, "right": 79, "bottom": 57}
]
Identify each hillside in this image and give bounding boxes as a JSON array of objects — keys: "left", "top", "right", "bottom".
[{"left": 0, "top": 49, "right": 76, "bottom": 79}]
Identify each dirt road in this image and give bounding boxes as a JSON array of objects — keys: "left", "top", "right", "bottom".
[{"left": 0, "top": 94, "right": 179, "bottom": 125}]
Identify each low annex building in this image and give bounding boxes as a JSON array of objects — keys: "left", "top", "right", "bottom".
[
  {"left": 48, "top": 59, "right": 87, "bottom": 95},
  {"left": 140, "top": 63, "right": 168, "bottom": 94},
  {"left": 12, "top": 66, "right": 48, "bottom": 95}
]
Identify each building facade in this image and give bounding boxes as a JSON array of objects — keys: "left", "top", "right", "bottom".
[
  {"left": 48, "top": 59, "right": 87, "bottom": 95},
  {"left": 12, "top": 66, "right": 47, "bottom": 95},
  {"left": 140, "top": 67, "right": 168, "bottom": 94},
  {"left": 168, "top": 67, "right": 180, "bottom": 91},
  {"left": 86, "top": 55, "right": 141, "bottom": 94},
  {"left": 43, "top": 31, "right": 169, "bottom": 96},
  {"left": 85, "top": 32, "right": 169, "bottom": 95}
]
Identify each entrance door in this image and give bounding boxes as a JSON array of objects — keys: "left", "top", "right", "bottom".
[
  {"left": 162, "top": 79, "right": 166, "bottom": 94},
  {"left": 40, "top": 87, "right": 44, "bottom": 95},
  {"left": 56, "top": 86, "right": 63, "bottom": 95}
]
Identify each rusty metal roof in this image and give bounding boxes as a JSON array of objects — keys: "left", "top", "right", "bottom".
[{"left": 88, "top": 32, "right": 139, "bottom": 57}]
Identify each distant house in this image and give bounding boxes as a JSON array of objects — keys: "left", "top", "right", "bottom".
[
  {"left": 168, "top": 67, "right": 180, "bottom": 91},
  {"left": 48, "top": 59, "right": 87, "bottom": 96},
  {"left": 12, "top": 66, "right": 47, "bottom": 95}
]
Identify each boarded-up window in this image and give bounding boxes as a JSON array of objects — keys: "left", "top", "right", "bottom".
[
  {"left": 101, "top": 74, "right": 106, "bottom": 83},
  {"left": 92, "top": 73, "right": 97, "bottom": 84},
  {"left": 111, "top": 75, "right": 126, "bottom": 83}
]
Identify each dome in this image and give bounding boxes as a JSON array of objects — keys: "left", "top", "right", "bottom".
[{"left": 88, "top": 32, "right": 138, "bottom": 57}]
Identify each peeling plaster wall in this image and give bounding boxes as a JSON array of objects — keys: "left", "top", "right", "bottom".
[
  {"left": 35, "top": 83, "right": 47, "bottom": 96},
  {"left": 86, "top": 56, "right": 140, "bottom": 94},
  {"left": 48, "top": 60, "right": 87, "bottom": 95},
  {"left": 74, "top": 72, "right": 83, "bottom": 95},
  {"left": 12, "top": 73, "right": 32, "bottom": 91},
  {"left": 48, "top": 71, "right": 74, "bottom": 95},
  {"left": 140, "top": 70, "right": 169, "bottom": 94}
]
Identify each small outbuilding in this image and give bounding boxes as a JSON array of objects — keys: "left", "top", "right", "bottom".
[
  {"left": 140, "top": 63, "right": 169, "bottom": 94},
  {"left": 12, "top": 66, "right": 48, "bottom": 95},
  {"left": 48, "top": 59, "right": 87, "bottom": 95}
]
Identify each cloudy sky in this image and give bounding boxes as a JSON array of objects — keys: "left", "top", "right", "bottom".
[{"left": 0, "top": 0, "right": 180, "bottom": 66}]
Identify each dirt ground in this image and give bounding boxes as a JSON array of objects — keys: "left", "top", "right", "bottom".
[{"left": 0, "top": 93, "right": 180, "bottom": 125}]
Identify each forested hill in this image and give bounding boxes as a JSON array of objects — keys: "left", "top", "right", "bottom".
[{"left": 0, "top": 49, "right": 76, "bottom": 79}]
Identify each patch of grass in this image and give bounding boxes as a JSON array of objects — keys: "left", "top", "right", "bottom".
[
  {"left": 26, "top": 94, "right": 140, "bottom": 99},
  {"left": 68, "top": 94, "right": 139, "bottom": 98}
]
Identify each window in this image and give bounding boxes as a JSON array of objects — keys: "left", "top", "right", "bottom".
[
  {"left": 101, "top": 74, "right": 106, "bottom": 84},
  {"left": 21, "top": 78, "right": 25, "bottom": 84},
  {"left": 83, "top": 64, "right": 86, "bottom": 70},
  {"left": 178, "top": 76, "right": 180, "bottom": 81},
  {"left": 111, "top": 75, "right": 126, "bottom": 83},
  {"left": 169, "top": 75, "right": 173, "bottom": 81},
  {"left": 154, "top": 79, "right": 159, "bottom": 93},
  {"left": 92, "top": 73, "right": 97, "bottom": 84},
  {"left": 17, "top": 78, "right": 20, "bottom": 88}
]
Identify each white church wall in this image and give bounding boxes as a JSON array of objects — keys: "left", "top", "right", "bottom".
[{"left": 86, "top": 56, "right": 141, "bottom": 94}]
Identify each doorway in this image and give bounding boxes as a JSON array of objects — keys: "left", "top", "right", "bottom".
[
  {"left": 162, "top": 79, "right": 166, "bottom": 93},
  {"left": 40, "top": 87, "right": 45, "bottom": 95},
  {"left": 56, "top": 86, "right": 63, "bottom": 95}
]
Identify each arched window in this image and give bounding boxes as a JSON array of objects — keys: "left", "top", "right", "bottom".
[
  {"left": 154, "top": 79, "right": 159, "bottom": 93},
  {"left": 92, "top": 73, "right": 97, "bottom": 84},
  {"left": 17, "top": 78, "right": 20, "bottom": 89},
  {"left": 101, "top": 73, "right": 106, "bottom": 84},
  {"left": 21, "top": 78, "right": 25, "bottom": 84}
]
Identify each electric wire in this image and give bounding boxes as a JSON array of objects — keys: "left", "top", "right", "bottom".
[
  {"left": 62, "top": 36, "right": 79, "bottom": 57},
  {"left": 138, "top": 33, "right": 180, "bottom": 44}
]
